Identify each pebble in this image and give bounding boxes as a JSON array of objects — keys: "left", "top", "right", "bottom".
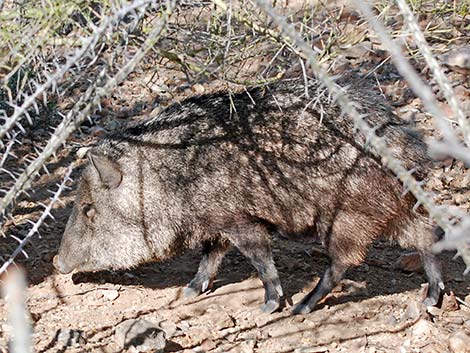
[
  {"left": 442, "top": 48, "right": 470, "bottom": 70},
  {"left": 199, "top": 338, "right": 217, "bottom": 351},
  {"left": 411, "top": 319, "right": 438, "bottom": 342},
  {"left": 441, "top": 291, "right": 460, "bottom": 312},
  {"left": 404, "top": 300, "right": 424, "bottom": 321},
  {"left": 102, "top": 289, "right": 119, "bottom": 301},
  {"left": 455, "top": 194, "right": 468, "bottom": 205},
  {"left": 448, "top": 330, "right": 470, "bottom": 353},
  {"left": 205, "top": 305, "right": 235, "bottom": 330},
  {"left": 159, "top": 320, "right": 179, "bottom": 338},
  {"left": 114, "top": 318, "right": 166, "bottom": 352},
  {"left": 426, "top": 306, "right": 443, "bottom": 318},
  {"left": 55, "top": 328, "right": 86, "bottom": 347},
  {"left": 446, "top": 315, "right": 465, "bottom": 325},
  {"left": 178, "top": 320, "right": 190, "bottom": 331},
  {"left": 340, "top": 279, "right": 368, "bottom": 297}
]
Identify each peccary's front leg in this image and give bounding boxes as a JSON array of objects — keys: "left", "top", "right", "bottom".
[
  {"left": 184, "top": 239, "right": 230, "bottom": 298},
  {"left": 224, "top": 222, "right": 283, "bottom": 314}
]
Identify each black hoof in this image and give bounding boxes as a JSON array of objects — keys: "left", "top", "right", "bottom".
[
  {"left": 423, "top": 295, "right": 438, "bottom": 307},
  {"left": 184, "top": 279, "right": 212, "bottom": 299},
  {"left": 292, "top": 303, "right": 311, "bottom": 315},
  {"left": 423, "top": 281, "right": 444, "bottom": 307},
  {"left": 261, "top": 300, "right": 280, "bottom": 313},
  {"left": 183, "top": 286, "right": 200, "bottom": 298}
]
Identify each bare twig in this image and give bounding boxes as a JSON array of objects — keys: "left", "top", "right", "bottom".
[{"left": 1, "top": 267, "right": 32, "bottom": 353}]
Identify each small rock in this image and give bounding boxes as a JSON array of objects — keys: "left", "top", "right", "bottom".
[
  {"left": 442, "top": 48, "right": 470, "bottom": 70},
  {"left": 206, "top": 305, "right": 235, "bottom": 330},
  {"left": 159, "top": 320, "right": 178, "bottom": 338},
  {"left": 404, "top": 301, "right": 425, "bottom": 321},
  {"left": 178, "top": 320, "right": 190, "bottom": 331},
  {"left": 199, "top": 338, "right": 217, "bottom": 351},
  {"left": 448, "top": 330, "right": 470, "bottom": 353},
  {"left": 442, "top": 291, "right": 460, "bottom": 312},
  {"left": 291, "top": 292, "right": 308, "bottom": 306},
  {"left": 102, "top": 289, "right": 119, "bottom": 301},
  {"left": 393, "top": 252, "right": 423, "bottom": 273},
  {"left": 350, "top": 336, "right": 367, "bottom": 350},
  {"left": 340, "top": 279, "right": 368, "bottom": 297},
  {"left": 55, "top": 328, "right": 86, "bottom": 347},
  {"left": 114, "top": 318, "right": 166, "bottom": 352},
  {"left": 105, "top": 120, "right": 121, "bottom": 131},
  {"left": 412, "top": 319, "right": 438, "bottom": 342},
  {"left": 446, "top": 315, "right": 465, "bottom": 325},
  {"left": 426, "top": 306, "right": 443, "bottom": 318},
  {"left": 186, "top": 324, "right": 212, "bottom": 345}
]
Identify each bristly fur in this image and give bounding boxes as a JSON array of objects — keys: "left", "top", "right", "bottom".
[{"left": 55, "top": 76, "right": 443, "bottom": 314}]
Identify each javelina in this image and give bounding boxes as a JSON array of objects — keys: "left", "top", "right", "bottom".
[{"left": 54, "top": 77, "right": 443, "bottom": 314}]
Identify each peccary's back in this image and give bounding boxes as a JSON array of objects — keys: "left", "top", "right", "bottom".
[{"left": 103, "top": 78, "right": 428, "bottom": 242}]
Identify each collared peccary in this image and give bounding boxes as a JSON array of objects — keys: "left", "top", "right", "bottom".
[{"left": 54, "top": 77, "right": 444, "bottom": 314}]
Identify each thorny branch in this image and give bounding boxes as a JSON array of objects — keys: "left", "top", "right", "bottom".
[
  {"left": 0, "top": 0, "right": 156, "bottom": 141},
  {"left": 0, "top": 166, "right": 72, "bottom": 275},
  {"left": 0, "top": 0, "right": 176, "bottom": 219}
]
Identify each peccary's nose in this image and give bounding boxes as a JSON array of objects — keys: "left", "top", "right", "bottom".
[{"left": 53, "top": 255, "right": 72, "bottom": 274}]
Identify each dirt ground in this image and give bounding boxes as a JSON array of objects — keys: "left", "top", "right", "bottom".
[
  {"left": 2, "top": 1, "right": 470, "bottom": 352},
  {"left": 1, "top": 202, "right": 470, "bottom": 352},
  {"left": 6, "top": 240, "right": 470, "bottom": 352}
]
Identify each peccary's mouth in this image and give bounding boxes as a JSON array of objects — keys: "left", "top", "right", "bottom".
[{"left": 53, "top": 255, "right": 75, "bottom": 274}]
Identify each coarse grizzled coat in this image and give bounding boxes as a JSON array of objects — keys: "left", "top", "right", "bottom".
[{"left": 54, "top": 77, "right": 443, "bottom": 314}]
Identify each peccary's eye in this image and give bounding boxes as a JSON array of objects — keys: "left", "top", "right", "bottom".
[{"left": 82, "top": 204, "right": 96, "bottom": 220}]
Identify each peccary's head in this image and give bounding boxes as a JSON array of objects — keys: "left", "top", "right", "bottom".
[{"left": 54, "top": 147, "right": 154, "bottom": 274}]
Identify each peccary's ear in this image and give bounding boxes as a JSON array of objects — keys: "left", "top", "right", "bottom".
[{"left": 88, "top": 152, "right": 122, "bottom": 189}]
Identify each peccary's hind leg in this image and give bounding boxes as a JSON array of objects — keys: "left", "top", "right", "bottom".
[
  {"left": 293, "top": 212, "right": 374, "bottom": 315},
  {"left": 184, "top": 239, "right": 230, "bottom": 298},
  {"left": 224, "top": 222, "right": 283, "bottom": 313},
  {"left": 292, "top": 261, "right": 348, "bottom": 315},
  {"left": 396, "top": 216, "right": 444, "bottom": 306},
  {"left": 420, "top": 250, "right": 444, "bottom": 306}
]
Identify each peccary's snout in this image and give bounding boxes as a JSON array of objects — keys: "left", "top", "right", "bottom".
[{"left": 53, "top": 255, "right": 73, "bottom": 274}]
